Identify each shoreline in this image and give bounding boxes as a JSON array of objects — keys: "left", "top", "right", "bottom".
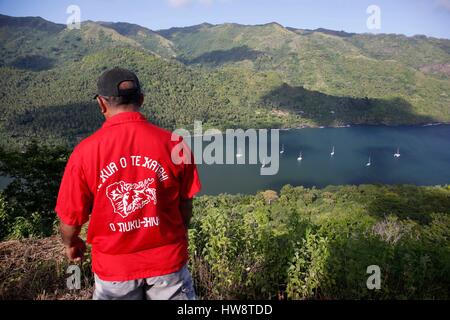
[
  {"left": 279, "top": 121, "right": 448, "bottom": 131},
  {"left": 184, "top": 121, "right": 450, "bottom": 138}
]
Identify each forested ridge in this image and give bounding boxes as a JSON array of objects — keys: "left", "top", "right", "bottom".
[
  {"left": 0, "top": 15, "right": 449, "bottom": 300},
  {"left": 1, "top": 14, "right": 450, "bottom": 148}
]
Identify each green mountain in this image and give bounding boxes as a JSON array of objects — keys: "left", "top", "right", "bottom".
[
  {"left": 0, "top": 14, "right": 172, "bottom": 69},
  {"left": 161, "top": 22, "right": 450, "bottom": 120},
  {"left": 1, "top": 14, "right": 450, "bottom": 148},
  {"left": 97, "top": 21, "right": 177, "bottom": 58},
  {"left": 0, "top": 17, "right": 449, "bottom": 300}
]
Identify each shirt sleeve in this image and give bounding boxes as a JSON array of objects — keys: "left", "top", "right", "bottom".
[
  {"left": 55, "top": 150, "right": 93, "bottom": 226},
  {"left": 179, "top": 139, "right": 202, "bottom": 200}
]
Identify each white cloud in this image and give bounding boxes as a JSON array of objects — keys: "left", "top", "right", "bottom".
[
  {"left": 167, "top": 0, "right": 228, "bottom": 8},
  {"left": 437, "top": 0, "right": 450, "bottom": 11},
  {"left": 167, "top": 0, "right": 190, "bottom": 8}
]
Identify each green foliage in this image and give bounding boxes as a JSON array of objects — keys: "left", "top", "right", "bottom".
[
  {"left": 287, "top": 230, "right": 331, "bottom": 299},
  {"left": 188, "top": 185, "right": 450, "bottom": 300},
  {"left": 0, "top": 15, "right": 449, "bottom": 299},
  {"left": 0, "top": 144, "right": 448, "bottom": 299},
  {"left": 190, "top": 194, "right": 310, "bottom": 299},
  {"left": 0, "top": 47, "right": 306, "bottom": 148},
  {"left": 8, "top": 212, "right": 43, "bottom": 239},
  {"left": 0, "top": 141, "right": 69, "bottom": 238},
  {"left": 0, "top": 192, "right": 8, "bottom": 239},
  {"left": 1, "top": 16, "right": 450, "bottom": 148},
  {"left": 164, "top": 23, "right": 450, "bottom": 122}
]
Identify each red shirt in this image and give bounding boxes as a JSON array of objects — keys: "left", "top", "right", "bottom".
[{"left": 55, "top": 111, "right": 201, "bottom": 281}]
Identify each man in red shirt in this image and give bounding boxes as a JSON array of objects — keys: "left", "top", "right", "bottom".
[{"left": 55, "top": 67, "right": 201, "bottom": 300}]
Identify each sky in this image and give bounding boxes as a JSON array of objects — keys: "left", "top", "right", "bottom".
[{"left": 0, "top": 0, "right": 449, "bottom": 39}]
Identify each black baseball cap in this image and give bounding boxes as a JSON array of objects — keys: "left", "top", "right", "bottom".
[{"left": 94, "top": 67, "right": 141, "bottom": 99}]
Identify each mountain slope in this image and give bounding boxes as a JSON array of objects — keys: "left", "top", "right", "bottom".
[
  {"left": 98, "top": 21, "right": 177, "bottom": 58},
  {"left": 1, "top": 15, "right": 450, "bottom": 148},
  {"left": 158, "top": 22, "right": 450, "bottom": 123},
  {"left": 0, "top": 47, "right": 305, "bottom": 147},
  {"left": 0, "top": 15, "right": 155, "bottom": 70}
]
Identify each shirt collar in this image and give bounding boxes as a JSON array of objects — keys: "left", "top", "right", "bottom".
[{"left": 101, "top": 111, "right": 147, "bottom": 129}]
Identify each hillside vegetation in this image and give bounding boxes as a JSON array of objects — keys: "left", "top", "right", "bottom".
[
  {"left": 1, "top": 184, "right": 449, "bottom": 300},
  {"left": 1, "top": 15, "right": 450, "bottom": 148},
  {"left": 0, "top": 143, "right": 449, "bottom": 299},
  {"left": 0, "top": 16, "right": 449, "bottom": 300}
]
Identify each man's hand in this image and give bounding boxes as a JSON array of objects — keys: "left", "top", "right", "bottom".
[
  {"left": 59, "top": 221, "right": 85, "bottom": 262},
  {"left": 65, "top": 236, "right": 86, "bottom": 262}
]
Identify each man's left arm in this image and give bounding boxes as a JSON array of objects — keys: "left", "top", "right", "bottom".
[
  {"left": 180, "top": 198, "right": 193, "bottom": 229},
  {"left": 55, "top": 151, "right": 92, "bottom": 262},
  {"left": 178, "top": 138, "right": 201, "bottom": 232}
]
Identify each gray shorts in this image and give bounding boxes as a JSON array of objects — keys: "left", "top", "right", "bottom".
[{"left": 93, "top": 264, "right": 196, "bottom": 300}]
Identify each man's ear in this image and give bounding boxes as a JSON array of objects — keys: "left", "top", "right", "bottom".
[{"left": 96, "top": 96, "right": 108, "bottom": 114}]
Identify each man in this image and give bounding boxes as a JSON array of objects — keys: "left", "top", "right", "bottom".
[{"left": 55, "top": 67, "right": 201, "bottom": 300}]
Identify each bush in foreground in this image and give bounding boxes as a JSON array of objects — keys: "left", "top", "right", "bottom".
[
  {"left": 188, "top": 185, "right": 449, "bottom": 299},
  {"left": 0, "top": 184, "right": 449, "bottom": 300}
]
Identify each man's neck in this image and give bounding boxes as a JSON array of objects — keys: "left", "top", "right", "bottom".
[{"left": 105, "top": 107, "right": 140, "bottom": 119}]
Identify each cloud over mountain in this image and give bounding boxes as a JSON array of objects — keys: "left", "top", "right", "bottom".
[{"left": 167, "top": 0, "right": 227, "bottom": 8}]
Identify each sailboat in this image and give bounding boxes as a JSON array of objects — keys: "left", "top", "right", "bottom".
[
  {"left": 261, "top": 157, "right": 267, "bottom": 168},
  {"left": 297, "top": 151, "right": 303, "bottom": 161},
  {"left": 236, "top": 148, "right": 243, "bottom": 158},
  {"left": 366, "top": 156, "right": 371, "bottom": 167},
  {"left": 394, "top": 147, "right": 401, "bottom": 158},
  {"left": 280, "top": 144, "right": 285, "bottom": 154},
  {"left": 330, "top": 146, "right": 335, "bottom": 157}
]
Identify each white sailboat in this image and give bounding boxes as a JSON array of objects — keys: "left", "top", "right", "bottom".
[
  {"left": 394, "top": 147, "right": 401, "bottom": 158},
  {"left": 366, "top": 156, "right": 371, "bottom": 167},
  {"left": 297, "top": 151, "right": 303, "bottom": 161},
  {"left": 261, "top": 157, "right": 267, "bottom": 168},
  {"left": 280, "top": 144, "right": 285, "bottom": 154},
  {"left": 330, "top": 146, "right": 335, "bottom": 157}
]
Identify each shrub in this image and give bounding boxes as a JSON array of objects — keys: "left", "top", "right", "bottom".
[{"left": 286, "top": 230, "right": 331, "bottom": 299}]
